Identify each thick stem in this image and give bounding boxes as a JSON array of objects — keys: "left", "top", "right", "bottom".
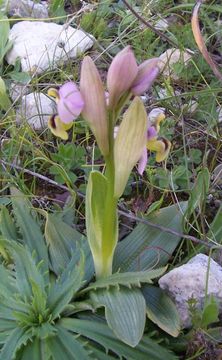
[
  {"left": 95, "top": 252, "right": 113, "bottom": 279},
  {"left": 96, "top": 111, "right": 118, "bottom": 279}
]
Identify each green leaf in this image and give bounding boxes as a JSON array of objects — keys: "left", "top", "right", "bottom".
[
  {"left": 84, "top": 344, "right": 116, "bottom": 360},
  {"left": 86, "top": 171, "right": 118, "bottom": 278},
  {"left": 82, "top": 267, "right": 167, "bottom": 293},
  {"left": 185, "top": 168, "right": 210, "bottom": 222},
  {"left": 8, "top": 71, "right": 31, "bottom": 84},
  {"left": 48, "top": 326, "right": 90, "bottom": 360},
  {"left": 0, "top": 327, "right": 31, "bottom": 360},
  {"left": 44, "top": 212, "right": 93, "bottom": 280},
  {"left": 113, "top": 202, "right": 187, "bottom": 272},
  {"left": 0, "top": 16, "right": 12, "bottom": 64},
  {"left": 47, "top": 254, "right": 85, "bottom": 320},
  {"left": 10, "top": 188, "right": 49, "bottom": 278},
  {"left": 207, "top": 204, "right": 222, "bottom": 244},
  {"left": 201, "top": 295, "right": 219, "bottom": 329},
  {"left": 86, "top": 172, "right": 108, "bottom": 249},
  {"left": 0, "top": 263, "right": 16, "bottom": 297},
  {"left": 61, "top": 318, "right": 178, "bottom": 360},
  {"left": 49, "top": 0, "right": 66, "bottom": 19},
  {"left": 142, "top": 285, "right": 180, "bottom": 337},
  {"left": 17, "top": 337, "right": 51, "bottom": 360},
  {"left": 0, "top": 206, "right": 18, "bottom": 240},
  {"left": 0, "top": 319, "right": 16, "bottom": 332},
  {"left": 90, "top": 287, "right": 146, "bottom": 347},
  {"left": 0, "top": 239, "right": 46, "bottom": 301},
  {"left": 0, "top": 76, "right": 12, "bottom": 111}
]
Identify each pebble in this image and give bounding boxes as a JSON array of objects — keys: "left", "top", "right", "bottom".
[{"left": 16, "top": 92, "right": 56, "bottom": 130}]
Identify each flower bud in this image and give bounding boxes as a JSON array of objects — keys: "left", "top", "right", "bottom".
[
  {"left": 107, "top": 46, "right": 138, "bottom": 108},
  {"left": 80, "top": 56, "right": 109, "bottom": 156},
  {"left": 131, "top": 58, "right": 159, "bottom": 95}
]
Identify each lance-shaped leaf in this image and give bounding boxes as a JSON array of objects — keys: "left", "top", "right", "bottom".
[
  {"left": 0, "top": 76, "right": 12, "bottom": 112},
  {"left": 10, "top": 187, "right": 49, "bottom": 279},
  {"left": 142, "top": 285, "right": 180, "bottom": 337},
  {"left": 86, "top": 171, "right": 118, "bottom": 278},
  {"left": 80, "top": 56, "right": 109, "bottom": 156},
  {"left": 114, "top": 97, "right": 147, "bottom": 198},
  {"left": 90, "top": 287, "right": 146, "bottom": 347}
]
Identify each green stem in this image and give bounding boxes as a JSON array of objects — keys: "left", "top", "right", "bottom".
[
  {"left": 94, "top": 92, "right": 132, "bottom": 278},
  {"left": 96, "top": 111, "right": 118, "bottom": 279}
]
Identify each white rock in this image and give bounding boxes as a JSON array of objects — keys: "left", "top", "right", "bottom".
[
  {"left": 9, "top": 82, "right": 29, "bottom": 102},
  {"left": 156, "top": 87, "right": 181, "bottom": 100},
  {"left": 7, "top": 0, "right": 48, "bottom": 18},
  {"left": 216, "top": 106, "right": 222, "bottom": 123},
  {"left": 16, "top": 92, "right": 56, "bottom": 130},
  {"left": 212, "top": 164, "right": 222, "bottom": 186},
  {"left": 6, "top": 21, "right": 94, "bottom": 74},
  {"left": 159, "top": 254, "right": 222, "bottom": 328},
  {"left": 159, "top": 48, "right": 193, "bottom": 80},
  {"left": 148, "top": 107, "right": 165, "bottom": 124},
  {"left": 154, "top": 18, "right": 169, "bottom": 31},
  {"left": 182, "top": 100, "right": 198, "bottom": 114}
]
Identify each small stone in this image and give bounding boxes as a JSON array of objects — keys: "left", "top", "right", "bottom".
[
  {"left": 214, "top": 200, "right": 221, "bottom": 208},
  {"left": 148, "top": 107, "right": 165, "bottom": 124},
  {"left": 212, "top": 164, "right": 222, "bottom": 186},
  {"left": 159, "top": 254, "right": 222, "bottom": 328},
  {"left": 16, "top": 92, "right": 56, "bottom": 130},
  {"left": 154, "top": 18, "right": 169, "bottom": 31},
  {"left": 182, "top": 100, "right": 198, "bottom": 114},
  {"left": 7, "top": 0, "right": 48, "bottom": 18},
  {"left": 6, "top": 21, "right": 94, "bottom": 75},
  {"left": 9, "top": 82, "right": 29, "bottom": 102},
  {"left": 156, "top": 87, "right": 181, "bottom": 100},
  {"left": 216, "top": 106, "right": 222, "bottom": 123},
  {"left": 159, "top": 48, "right": 193, "bottom": 80}
]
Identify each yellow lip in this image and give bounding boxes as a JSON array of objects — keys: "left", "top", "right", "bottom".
[{"left": 48, "top": 115, "right": 73, "bottom": 140}]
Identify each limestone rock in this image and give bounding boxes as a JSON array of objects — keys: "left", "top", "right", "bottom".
[
  {"left": 148, "top": 107, "right": 165, "bottom": 124},
  {"left": 159, "top": 254, "right": 222, "bottom": 328},
  {"left": 182, "top": 100, "right": 198, "bottom": 114},
  {"left": 7, "top": 0, "right": 48, "bottom": 18},
  {"left": 9, "top": 82, "right": 30, "bottom": 102},
  {"left": 16, "top": 92, "right": 56, "bottom": 130},
  {"left": 159, "top": 48, "right": 193, "bottom": 80},
  {"left": 216, "top": 106, "right": 222, "bottom": 123},
  {"left": 154, "top": 18, "right": 169, "bottom": 31},
  {"left": 6, "top": 21, "right": 94, "bottom": 74}
]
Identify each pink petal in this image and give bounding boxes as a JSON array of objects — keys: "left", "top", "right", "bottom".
[
  {"left": 147, "top": 126, "right": 157, "bottom": 140},
  {"left": 138, "top": 147, "right": 148, "bottom": 175},
  {"left": 58, "top": 81, "right": 84, "bottom": 123}
]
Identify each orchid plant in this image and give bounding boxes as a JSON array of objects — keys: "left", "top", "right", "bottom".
[{"left": 48, "top": 46, "right": 171, "bottom": 279}]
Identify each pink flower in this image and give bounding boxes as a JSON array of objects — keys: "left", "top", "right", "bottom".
[
  {"left": 48, "top": 81, "right": 84, "bottom": 124},
  {"left": 138, "top": 114, "right": 171, "bottom": 175},
  {"left": 138, "top": 126, "right": 157, "bottom": 175}
]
